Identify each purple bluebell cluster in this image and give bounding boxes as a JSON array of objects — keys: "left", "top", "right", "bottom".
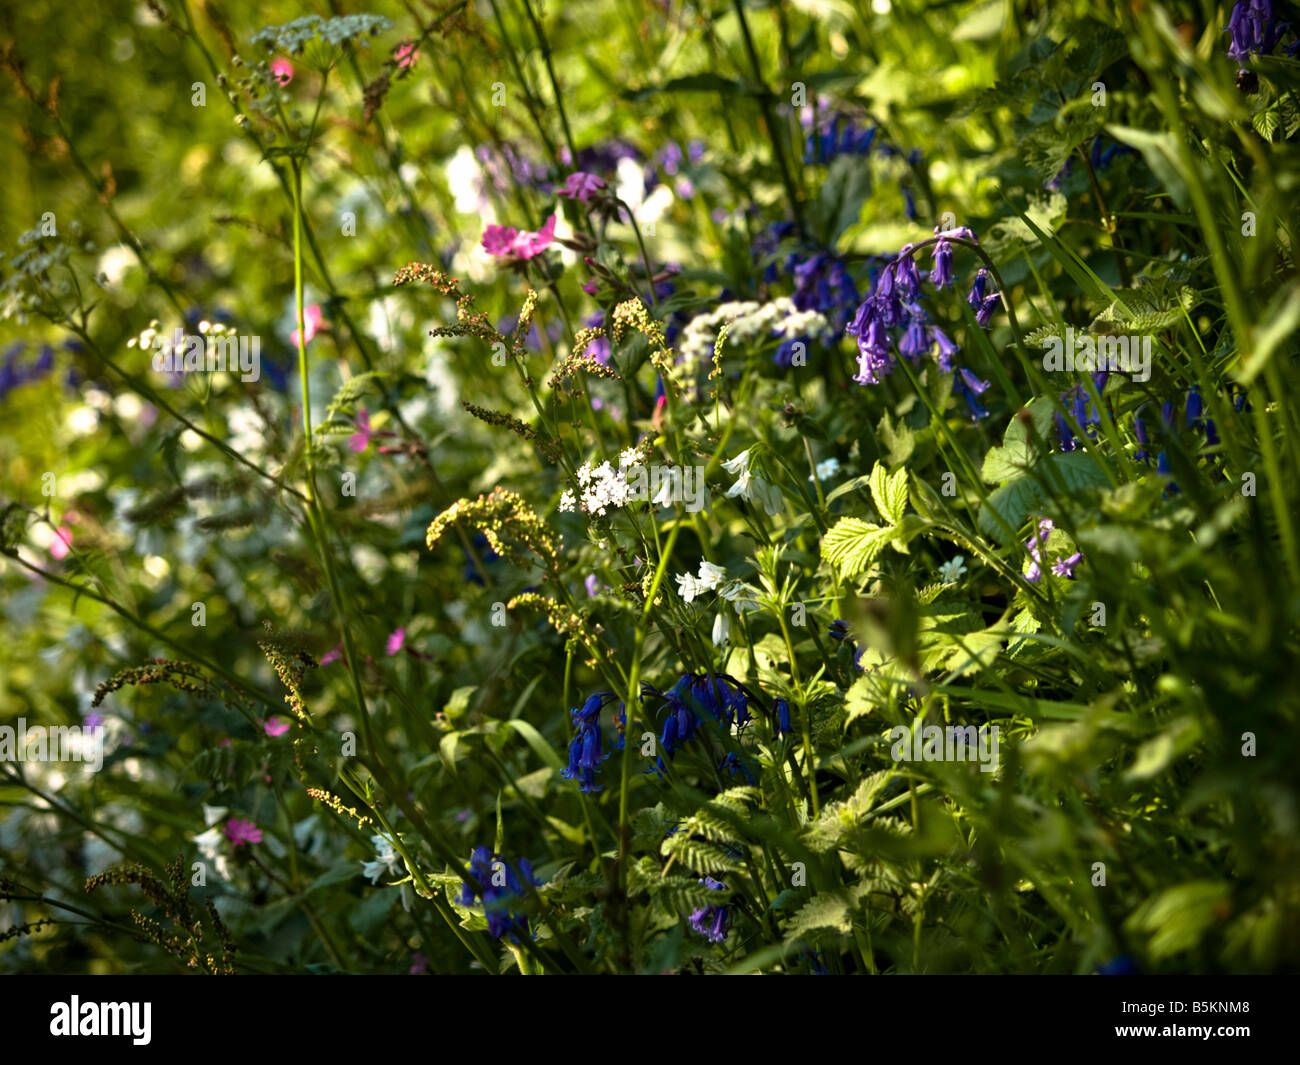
[
  {"left": 844, "top": 228, "right": 996, "bottom": 420},
  {"left": 1055, "top": 372, "right": 1110, "bottom": 451},
  {"left": 1224, "top": 0, "right": 1293, "bottom": 62},
  {"left": 562, "top": 692, "right": 619, "bottom": 792},
  {"left": 460, "top": 846, "right": 540, "bottom": 940},
  {"left": 0, "top": 341, "right": 56, "bottom": 401},
  {"left": 1132, "top": 386, "right": 1222, "bottom": 496},
  {"left": 689, "top": 876, "right": 731, "bottom": 943}
]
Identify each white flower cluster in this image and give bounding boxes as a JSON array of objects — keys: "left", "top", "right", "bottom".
[
  {"left": 675, "top": 559, "right": 728, "bottom": 604},
  {"left": 722, "top": 449, "right": 783, "bottom": 516},
  {"left": 678, "top": 298, "right": 832, "bottom": 365},
  {"left": 559, "top": 448, "right": 642, "bottom": 516}
]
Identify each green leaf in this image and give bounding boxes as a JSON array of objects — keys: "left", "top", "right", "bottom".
[
  {"left": 869, "top": 461, "right": 909, "bottom": 524},
  {"left": 1236, "top": 280, "right": 1300, "bottom": 385},
  {"left": 822, "top": 518, "right": 892, "bottom": 576},
  {"left": 784, "top": 893, "right": 853, "bottom": 938},
  {"left": 978, "top": 452, "right": 1112, "bottom": 543},
  {"left": 1106, "top": 125, "right": 1190, "bottom": 210}
]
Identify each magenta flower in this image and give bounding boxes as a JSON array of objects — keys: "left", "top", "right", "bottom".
[
  {"left": 394, "top": 42, "right": 420, "bottom": 69},
  {"left": 291, "top": 303, "right": 322, "bottom": 347},
  {"left": 409, "top": 952, "right": 429, "bottom": 974},
  {"left": 386, "top": 627, "right": 406, "bottom": 656},
  {"left": 271, "top": 58, "right": 293, "bottom": 86},
  {"left": 349, "top": 408, "right": 374, "bottom": 452},
  {"left": 347, "top": 407, "right": 397, "bottom": 453},
  {"left": 223, "top": 818, "right": 262, "bottom": 847},
  {"left": 320, "top": 642, "right": 343, "bottom": 666},
  {"left": 481, "top": 213, "right": 557, "bottom": 260},
  {"left": 559, "top": 172, "right": 606, "bottom": 205},
  {"left": 264, "top": 716, "right": 291, "bottom": 737},
  {"left": 50, "top": 525, "right": 73, "bottom": 560}
]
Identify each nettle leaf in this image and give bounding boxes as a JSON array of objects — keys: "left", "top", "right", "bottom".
[
  {"left": 869, "top": 462, "right": 909, "bottom": 524},
  {"left": 983, "top": 398, "right": 1055, "bottom": 483},
  {"left": 978, "top": 451, "right": 1111, "bottom": 543},
  {"left": 660, "top": 833, "right": 743, "bottom": 876},
  {"left": 822, "top": 518, "right": 892, "bottom": 576},
  {"left": 784, "top": 892, "right": 854, "bottom": 940}
]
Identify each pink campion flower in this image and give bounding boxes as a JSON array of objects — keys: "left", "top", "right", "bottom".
[
  {"left": 559, "top": 172, "right": 606, "bottom": 204},
  {"left": 320, "top": 642, "right": 343, "bottom": 666},
  {"left": 49, "top": 525, "right": 73, "bottom": 560},
  {"left": 264, "top": 716, "right": 291, "bottom": 737},
  {"left": 481, "top": 214, "right": 557, "bottom": 260},
  {"left": 395, "top": 42, "right": 420, "bottom": 69},
  {"left": 582, "top": 277, "right": 600, "bottom": 295},
  {"left": 223, "top": 818, "right": 262, "bottom": 847},
  {"left": 349, "top": 409, "right": 374, "bottom": 452},
  {"left": 348, "top": 408, "right": 397, "bottom": 453},
  {"left": 513, "top": 213, "right": 557, "bottom": 259},
  {"left": 291, "top": 303, "right": 322, "bottom": 347},
  {"left": 386, "top": 627, "right": 406, "bottom": 656},
  {"left": 481, "top": 224, "right": 519, "bottom": 256},
  {"left": 271, "top": 58, "right": 294, "bottom": 86}
]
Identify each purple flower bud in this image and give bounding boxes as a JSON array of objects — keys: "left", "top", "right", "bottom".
[{"left": 929, "top": 239, "right": 954, "bottom": 289}]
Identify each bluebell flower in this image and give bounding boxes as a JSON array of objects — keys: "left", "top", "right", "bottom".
[
  {"left": 929, "top": 239, "right": 954, "bottom": 289},
  {"left": 902, "top": 183, "right": 917, "bottom": 221},
  {"left": 460, "top": 846, "right": 540, "bottom": 940},
  {"left": 1225, "top": 0, "right": 1289, "bottom": 61},
  {"left": 689, "top": 877, "right": 731, "bottom": 943},
  {"left": 1133, "top": 410, "right": 1150, "bottom": 464},
  {"left": 975, "top": 293, "right": 1001, "bottom": 327},
  {"left": 899, "top": 314, "right": 929, "bottom": 364},
  {"left": 954, "top": 367, "right": 991, "bottom": 421},
  {"left": 930, "top": 325, "right": 960, "bottom": 373},
  {"left": 1097, "top": 954, "right": 1140, "bottom": 975},
  {"left": 967, "top": 268, "right": 988, "bottom": 310},
  {"left": 562, "top": 692, "right": 617, "bottom": 792},
  {"left": 775, "top": 698, "right": 793, "bottom": 736},
  {"left": 719, "top": 752, "right": 757, "bottom": 784}
]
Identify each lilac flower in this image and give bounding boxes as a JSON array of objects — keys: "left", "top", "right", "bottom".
[
  {"left": 1051, "top": 552, "right": 1084, "bottom": 579},
  {"left": 559, "top": 171, "right": 606, "bottom": 204},
  {"left": 1024, "top": 518, "right": 1055, "bottom": 582},
  {"left": 689, "top": 877, "right": 731, "bottom": 942}
]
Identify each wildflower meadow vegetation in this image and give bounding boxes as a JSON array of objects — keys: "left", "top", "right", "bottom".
[{"left": 2, "top": 0, "right": 1300, "bottom": 979}]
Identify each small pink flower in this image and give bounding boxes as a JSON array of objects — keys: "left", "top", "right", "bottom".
[
  {"left": 481, "top": 224, "right": 520, "bottom": 257},
  {"left": 264, "top": 716, "right": 291, "bottom": 737},
  {"left": 320, "top": 642, "right": 343, "bottom": 666},
  {"left": 513, "top": 213, "right": 557, "bottom": 259},
  {"left": 559, "top": 172, "right": 606, "bottom": 205},
  {"left": 271, "top": 58, "right": 294, "bottom": 86},
  {"left": 582, "top": 277, "right": 600, "bottom": 295},
  {"left": 291, "top": 303, "right": 322, "bottom": 347},
  {"left": 386, "top": 627, "right": 406, "bottom": 656},
  {"left": 223, "top": 818, "right": 262, "bottom": 847},
  {"left": 481, "top": 214, "right": 557, "bottom": 260},
  {"left": 49, "top": 526, "right": 73, "bottom": 560},
  {"left": 395, "top": 42, "right": 420, "bottom": 69},
  {"left": 409, "top": 952, "right": 429, "bottom": 974},
  {"left": 349, "top": 409, "right": 373, "bottom": 452},
  {"left": 219, "top": 738, "right": 233, "bottom": 748}
]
